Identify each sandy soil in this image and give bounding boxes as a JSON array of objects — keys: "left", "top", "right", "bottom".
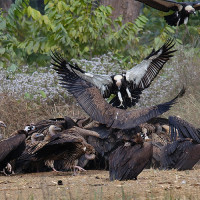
[{"left": 0, "top": 168, "right": 200, "bottom": 200}]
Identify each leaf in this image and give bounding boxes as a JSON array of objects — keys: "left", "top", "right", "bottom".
[
  {"left": 0, "top": 48, "right": 6, "bottom": 55},
  {"left": 39, "top": 90, "right": 47, "bottom": 98},
  {"left": 8, "top": 64, "right": 17, "bottom": 72}
]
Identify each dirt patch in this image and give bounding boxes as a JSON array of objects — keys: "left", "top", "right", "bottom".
[{"left": 0, "top": 168, "right": 200, "bottom": 200}]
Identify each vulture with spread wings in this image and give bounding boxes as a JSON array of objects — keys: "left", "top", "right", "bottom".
[
  {"left": 169, "top": 116, "right": 200, "bottom": 143},
  {"left": 136, "top": 0, "right": 200, "bottom": 26},
  {"left": 52, "top": 39, "right": 175, "bottom": 109},
  {"left": 53, "top": 51, "right": 185, "bottom": 130}
]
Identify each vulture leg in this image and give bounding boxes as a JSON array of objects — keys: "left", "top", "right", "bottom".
[
  {"left": 73, "top": 165, "right": 86, "bottom": 175},
  {"left": 117, "top": 91, "right": 124, "bottom": 108}
]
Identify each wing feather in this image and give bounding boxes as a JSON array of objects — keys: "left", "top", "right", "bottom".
[
  {"left": 53, "top": 56, "right": 185, "bottom": 130},
  {"left": 126, "top": 39, "right": 176, "bottom": 90},
  {"left": 136, "top": 0, "right": 181, "bottom": 12}
]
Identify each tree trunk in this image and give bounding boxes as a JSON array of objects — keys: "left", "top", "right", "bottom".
[
  {"left": 0, "top": 0, "right": 12, "bottom": 13},
  {"left": 100, "top": 0, "right": 141, "bottom": 23}
]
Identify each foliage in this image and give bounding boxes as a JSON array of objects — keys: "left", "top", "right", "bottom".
[{"left": 0, "top": 0, "right": 151, "bottom": 69}]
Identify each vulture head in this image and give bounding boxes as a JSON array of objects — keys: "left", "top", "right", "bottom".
[
  {"left": 113, "top": 75, "right": 123, "bottom": 89},
  {"left": 84, "top": 143, "right": 96, "bottom": 160},
  {"left": 0, "top": 121, "right": 6, "bottom": 128},
  {"left": 185, "top": 5, "right": 195, "bottom": 14},
  {"left": 24, "top": 125, "right": 36, "bottom": 132},
  {"left": 49, "top": 125, "right": 62, "bottom": 135},
  {"left": 31, "top": 132, "right": 45, "bottom": 144}
]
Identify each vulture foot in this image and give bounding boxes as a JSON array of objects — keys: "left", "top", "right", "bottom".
[{"left": 73, "top": 166, "right": 86, "bottom": 175}]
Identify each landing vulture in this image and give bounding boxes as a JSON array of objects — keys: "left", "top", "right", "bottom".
[
  {"left": 169, "top": 116, "right": 200, "bottom": 143},
  {"left": 0, "top": 125, "right": 34, "bottom": 174},
  {"left": 136, "top": 0, "right": 200, "bottom": 26},
  {"left": 160, "top": 138, "right": 200, "bottom": 170},
  {"left": 52, "top": 39, "right": 176, "bottom": 109},
  {"left": 53, "top": 54, "right": 185, "bottom": 130},
  {"left": 109, "top": 141, "right": 153, "bottom": 181}
]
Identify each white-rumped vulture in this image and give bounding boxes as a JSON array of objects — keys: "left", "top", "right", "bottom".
[
  {"left": 0, "top": 126, "right": 34, "bottom": 174},
  {"left": 52, "top": 39, "right": 176, "bottom": 109},
  {"left": 53, "top": 53, "right": 185, "bottom": 130},
  {"left": 136, "top": 0, "right": 200, "bottom": 26},
  {"left": 109, "top": 137, "right": 153, "bottom": 181}
]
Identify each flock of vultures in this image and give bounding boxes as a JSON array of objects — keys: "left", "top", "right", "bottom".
[{"left": 1, "top": 0, "right": 200, "bottom": 181}]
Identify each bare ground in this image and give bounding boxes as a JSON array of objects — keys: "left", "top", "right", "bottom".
[{"left": 0, "top": 168, "right": 200, "bottom": 200}]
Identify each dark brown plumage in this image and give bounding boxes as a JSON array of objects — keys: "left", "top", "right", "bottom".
[
  {"left": 0, "top": 129, "right": 29, "bottom": 173},
  {"left": 160, "top": 138, "right": 200, "bottom": 170},
  {"left": 109, "top": 142, "right": 153, "bottom": 181},
  {"left": 53, "top": 55, "right": 185, "bottom": 129},
  {"left": 169, "top": 116, "right": 200, "bottom": 143}
]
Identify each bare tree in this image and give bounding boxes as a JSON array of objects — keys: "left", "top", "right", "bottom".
[
  {"left": 0, "top": 0, "right": 12, "bottom": 13},
  {"left": 100, "top": 0, "right": 141, "bottom": 23}
]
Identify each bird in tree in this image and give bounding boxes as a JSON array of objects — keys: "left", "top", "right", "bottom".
[{"left": 136, "top": 0, "right": 200, "bottom": 26}]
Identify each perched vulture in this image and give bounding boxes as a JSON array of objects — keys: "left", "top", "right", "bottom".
[
  {"left": 53, "top": 53, "right": 185, "bottom": 130},
  {"left": 52, "top": 39, "right": 176, "bottom": 109},
  {"left": 169, "top": 116, "right": 200, "bottom": 143},
  {"left": 136, "top": 0, "right": 200, "bottom": 26},
  {"left": 109, "top": 140, "right": 153, "bottom": 181},
  {"left": 0, "top": 125, "right": 35, "bottom": 174},
  {"left": 160, "top": 138, "right": 200, "bottom": 170}
]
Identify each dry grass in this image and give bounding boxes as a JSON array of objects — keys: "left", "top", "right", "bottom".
[{"left": 0, "top": 93, "right": 86, "bottom": 138}]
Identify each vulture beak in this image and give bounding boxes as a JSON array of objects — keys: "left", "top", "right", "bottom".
[
  {"left": 35, "top": 133, "right": 44, "bottom": 138},
  {"left": 54, "top": 127, "right": 62, "bottom": 131},
  {"left": 0, "top": 121, "right": 6, "bottom": 128}
]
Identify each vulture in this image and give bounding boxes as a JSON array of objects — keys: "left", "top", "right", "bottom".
[
  {"left": 0, "top": 125, "right": 35, "bottom": 175},
  {"left": 16, "top": 125, "right": 98, "bottom": 174},
  {"left": 52, "top": 39, "right": 176, "bottom": 109},
  {"left": 169, "top": 115, "right": 200, "bottom": 143},
  {"left": 27, "top": 116, "right": 78, "bottom": 137},
  {"left": 160, "top": 138, "right": 200, "bottom": 170},
  {"left": 160, "top": 116, "right": 200, "bottom": 170},
  {"left": 109, "top": 138, "right": 153, "bottom": 181},
  {"left": 136, "top": 0, "right": 200, "bottom": 26},
  {"left": 53, "top": 52, "right": 185, "bottom": 130}
]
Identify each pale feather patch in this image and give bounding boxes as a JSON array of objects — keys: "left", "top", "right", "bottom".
[
  {"left": 114, "top": 75, "right": 123, "bottom": 81},
  {"left": 185, "top": 5, "right": 195, "bottom": 12},
  {"left": 85, "top": 72, "right": 94, "bottom": 78}
]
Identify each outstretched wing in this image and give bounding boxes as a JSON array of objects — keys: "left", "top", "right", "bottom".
[
  {"left": 136, "top": 0, "right": 182, "bottom": 12},
  {"left": 169, "top": 116, "right": 200, "bottom": 143},
  {"left": 192, "top": 2, "right": 200, "bottom": 11},
  {"left": 51, "top": 52, "right": 114, "bottom": 98},
  {"left": 126, "top": 39, "right": 176, "bottom": 90},
  {"left": 53, "top": 58, "right": 185, "bottom": 130}
]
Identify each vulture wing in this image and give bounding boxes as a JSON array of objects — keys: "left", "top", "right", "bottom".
[
  {"left": 192, "top": 2, "right": 200, "bottom": 10},
  {"left": 169, "top": 116, "right": 200, "bottom": 143},
  {"left": 136, "top": 0, "right": 182, "bottom": 12},
  {"left": 126, "top": 39, "right": 176, "bottom": 91},
  {"left": 53, "top": 57, "right": 185, "bottom": 130},
  {"left": 51, "top": 52, "right": 113, "bottom": 98},
  {"left": 109, "top": 142, "right": 153, "bottom": 181},
  {"left": 161, "top": 138, "right": 200, "bottom": 170},
  {"left": 0, "top": 133, "right": 26, "bottom": 162}
]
